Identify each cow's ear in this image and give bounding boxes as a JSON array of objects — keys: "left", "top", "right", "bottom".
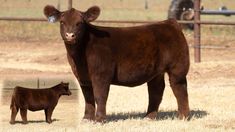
[
  {"left": 44, "top": 5, "right": 61, "bottom": 23},
  {"left": 84, "top": 6, "right": 100, "bottom": 22}
]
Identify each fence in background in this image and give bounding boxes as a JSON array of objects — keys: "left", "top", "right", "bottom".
[
  {"left": 3, "top": 78, "right": 79, "bottom": 90},
  {"left": 0, "top": 0, "right": 235, "bottom": 62}
]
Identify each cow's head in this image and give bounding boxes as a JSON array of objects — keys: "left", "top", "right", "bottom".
[
  {"left": 44, "top": 5, "right": 100, "bottom": 44},
  {"left": 57, "top": 82, "right": 72, "bottom": 96}
]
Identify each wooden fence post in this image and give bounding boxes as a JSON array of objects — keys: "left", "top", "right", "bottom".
[
  {"left": 194, "top": 0, "right": 201, "bottom": 62},
  {"left": 68, "top": 0, "right": 72, "bottom": 9},
  {"left": 57, "top": 0, "right": 61, "bottom": 10},
  {"left": 145, "top": 0, "right": 148, "bottom": 9}
]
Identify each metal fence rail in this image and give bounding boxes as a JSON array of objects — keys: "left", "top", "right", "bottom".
[
  {"left": 0, "top": 0, "right": 234, "bottom": 62},
  {"left": 1, "top": 17, "right": 235, "bottom": 26},
  {"left": 201, "top": 10, "right": 235, "bottom": 16}
]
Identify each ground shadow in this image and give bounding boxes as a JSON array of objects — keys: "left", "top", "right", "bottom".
[
  {"left": 107, "top": 110, "right": 208, "bottom": 122},
  {"left": 11, "top": 119, "right": 59, "bottom": 124}
]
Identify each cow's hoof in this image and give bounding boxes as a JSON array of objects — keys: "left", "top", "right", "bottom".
[
  {"left": 95, "top": 117, "right": 106, "bottom": 123},
  {"left": 22, "top": 121, "right": 28, "bottom": 124},
  {"left": 46, "top": 120, "right": 52, "bottom": 124},
  {"left": 177, "top": 113, "right": 189, "bottom": 120},
  {"left": 144, "top": 112, "right": 157, "bottom": 120},
  {"left": 9, "top": 121, "right": 15, "bottom": 125},
  {"left": 83, "top": 115, "right": 95, "bottom": 121}
]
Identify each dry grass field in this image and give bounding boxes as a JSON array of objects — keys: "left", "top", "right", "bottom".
[
  {"left": 1, "top": 88, "right": 79, "bottom": 132},
  {"left": 0, "top": 0, "right": 235, "bottom": 131},
  {"left": 0, "top": 38, "right": 234, "bottom": 132}
]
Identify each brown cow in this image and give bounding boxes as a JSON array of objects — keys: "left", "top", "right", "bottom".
[
  {"left": 44, "top": 5, "right": 190, "bottom": 122},
  {"left": 9, "top": 82, "right": 71, "bottom": 124}
]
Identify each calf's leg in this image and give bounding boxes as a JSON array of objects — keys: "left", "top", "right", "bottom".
[
  {"left": 10, "top": 106, "right": 19, "bottom": 124},
  {"left": 45, "top": 108, "right": 54, "bottom": 123},
  {"left": 145, "top": 74, "right": 165, "bottom": 119},
  {"left": 44, "top": 109, "right": 48, "bottom": 122},
  {"left": 20, "top": 109, "right": 28, "bottom": 124},
  {"left": 80, "top": 85, "right": 95, "bottom": 120}
]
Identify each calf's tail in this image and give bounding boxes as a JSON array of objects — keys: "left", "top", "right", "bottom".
[
  {"left": 10, "top": 89, "right": 17, "bottom": 110},
  {"left": 10, "top": 96, "right": 15, "bottom": 110}
]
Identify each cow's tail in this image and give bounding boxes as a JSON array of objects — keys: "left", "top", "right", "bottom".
[{"left": 10, "top": 89, "right": 16, "bottom": 110}]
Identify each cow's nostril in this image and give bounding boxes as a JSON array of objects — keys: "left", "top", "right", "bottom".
[{"left": 65, "top": 33, "right": 75, "bottom": 39}]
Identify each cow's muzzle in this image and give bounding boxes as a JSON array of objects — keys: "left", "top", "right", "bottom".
[
  {"left": 65, "top": 32, "right": 76, "bottom": 43},
  {"left": 67, "top": 91, "right": 72, "bottom": 96}
]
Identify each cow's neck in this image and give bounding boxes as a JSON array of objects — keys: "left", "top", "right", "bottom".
[
  {"left": 65, "top": 42, "right": 83, "bottom": 61},
  {"left": 64, "top": 25, "right": 90, "bottom": 64},
  {"left": 64, "top": 25, "right": 92, "bottom": 85},
  {"left": 64, "top": 23, "right": 107, "bottom": 62}
]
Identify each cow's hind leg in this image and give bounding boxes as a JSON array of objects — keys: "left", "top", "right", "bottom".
[
  {"left": 10, "top": 106, "right": 19, "bottom": 124},
  {"left": 44, "top": 109, "right": 49, "bottom": 122},
  {"left": 20, "top": 109, "right": 28, "bottom": 124},
  {"left": 81, "top": 85, "right": 96, "bottom": 121},
  {"left": 168, "top": 70, "right": 189, "bottom": 119},
  {"left": 145, "top": 74, "right": 165, "bottom": 119}
]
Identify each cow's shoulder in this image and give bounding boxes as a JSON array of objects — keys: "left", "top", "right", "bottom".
[
  {"left": 14, "top": 86, "right": 22, "bottom": 92},
  {"left": 164, "top": 18, "right": 182, "bottom": 31}
]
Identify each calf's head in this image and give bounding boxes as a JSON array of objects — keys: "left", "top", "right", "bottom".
[
  {"left": 56, "top": 82, "right": 72, "bottom": 96},
  {"left": 44, "top": 5, "right": 100, "bottom": 44}
]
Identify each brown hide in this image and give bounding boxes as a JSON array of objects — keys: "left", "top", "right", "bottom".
[
  {"left": 10, "top": 82, "right": 71, "bottom": 124},
  {"left": 44, "top": 5, "right": 190, "bottom": 122}
]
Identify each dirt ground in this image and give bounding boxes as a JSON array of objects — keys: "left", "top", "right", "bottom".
[{"left": 0, "top": 41, "right": 235, "bottom": 131}]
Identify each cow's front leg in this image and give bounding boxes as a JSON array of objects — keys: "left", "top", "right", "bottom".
[
  {"left": 45, "top": 108, "right": 55, "bottom": 123},
  {"left": 87, "top": 49, "right": 114, "bottom": 122},
  {"left": 80, "top": 85, "right": 95, "bottom": 120},
  {"left": 91, "top": 74, "right": 110, "bottom": 122},
  {"left": 92, "top": 79, "right": 110, "bottom": 122}
]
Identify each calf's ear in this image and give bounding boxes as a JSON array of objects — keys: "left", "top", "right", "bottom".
[
  {"left": 44, "top": 5, "right": 61, "bottom": 23},
  {"left": 84, "top": 6, "right": 100, "bottom": 22}
]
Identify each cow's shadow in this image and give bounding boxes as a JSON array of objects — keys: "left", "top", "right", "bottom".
[
  {"left": 11, "top": 119, "right": 59, "bottom": 124},
  {"left": 107, "top": 110, "right": 208, "bottom": 122}
]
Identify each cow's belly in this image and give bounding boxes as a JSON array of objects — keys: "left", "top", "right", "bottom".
[
  {"left": 112, "top": 74, "right": 155, "bottom": 87},
  {"left": 28, "top": 103, "right": 47, "bottom": 111},
  {"left": 112, "top": 62, "right": 160, "bottom": 87},
  {"left": 26, "top": 98, "right": 50, "bottom": 111}
]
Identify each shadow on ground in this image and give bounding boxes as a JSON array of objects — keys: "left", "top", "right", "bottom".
[
  {"left": 10, "top": 119, "right": 59, "bottom": 125},
  {"left": 107, "top": 110, "right": 208, "bottom": 122}
]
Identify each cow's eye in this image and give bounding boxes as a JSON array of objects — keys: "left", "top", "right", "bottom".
[
  {"left": 60, "top": 21, "right": 64, "bottom": 25},
  {"left": 76, "top": 22, "right": 80, "bottom": 27}
]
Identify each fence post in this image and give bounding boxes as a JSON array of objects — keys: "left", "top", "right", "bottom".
[
  {"left": 145, "top": 0, "right": 148, "bottom": 9},
  {"left": 57, "top": 0, "right": 61, "bottom": 10},
  {"left": 194, "top": 0, "right": 201, "bottom": 62},
  {"left": 68, "top": 0, "right": 72, "bottom": 9}
]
